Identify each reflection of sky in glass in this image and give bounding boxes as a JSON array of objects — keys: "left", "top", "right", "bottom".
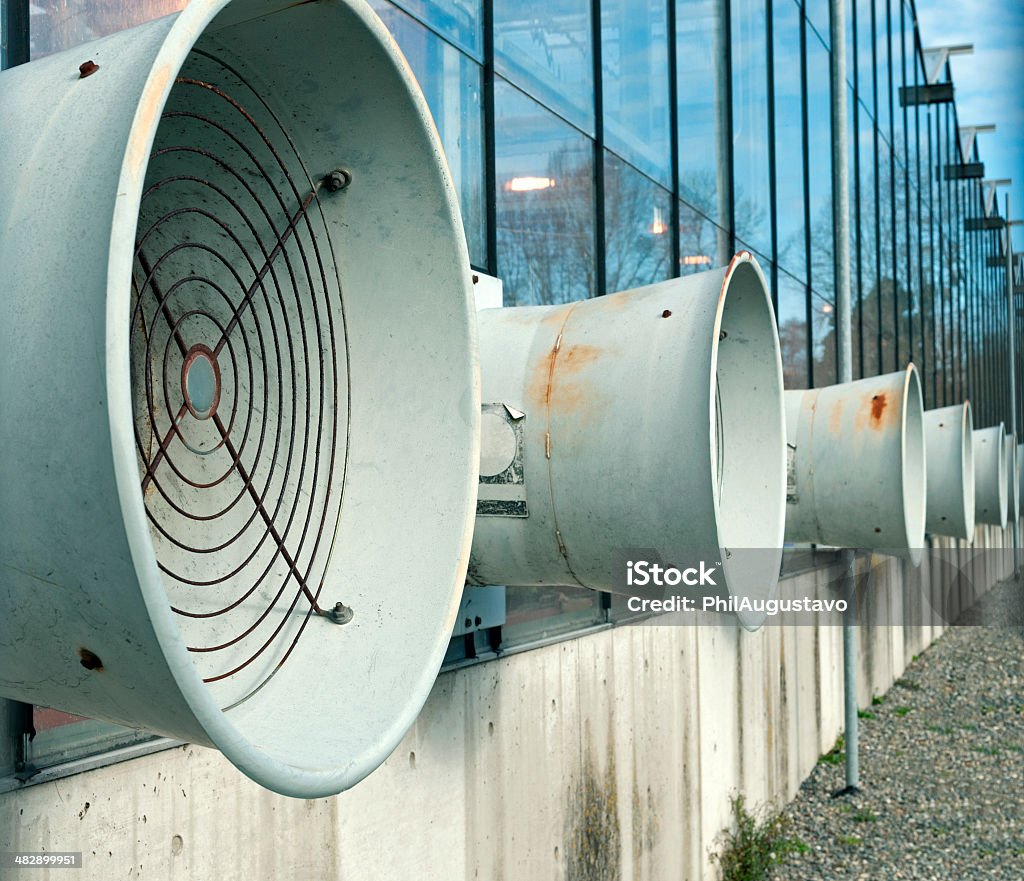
[
  {"left": 876, "top": 0, "right": 891, "bottom": 140},
  {"left": 806, "top": 30, "right": 834, "bottom": 303},
  {"left": 857, "top": 0, "right": 875, "bottom": 111},
  {"left": 388, "top": 0, "right": 483, "bottom": 59},
  {"left": 858, "top": 100, "right": 880, "bottom": 375},
  {"left": 603, "top": 154, "right": 673, "bottom": 292},
  {"left": 494, "top": 0, "right": 595, "bottom": 134},
  {"left": 805, "top": 0, "right": 830, "bottom": 52},
  {"left": 494, "top": 80, "right": 595, "bottom": 305},
  {"left": 601, "top": 0, "right": 670, "bottom": 185},
  {"left": 731, "top": 0, "right": 772, "bottom": 257},
  {"left": 677, "top": 0, "right": 728, "bottom": 226},
  {"left": 372, "top": 0, "right": 486, "bottom": 267},
  {"left": 773, "top": 0, "right": 806, "bottom": 283}
]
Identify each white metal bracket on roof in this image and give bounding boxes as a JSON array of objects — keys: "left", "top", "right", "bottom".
[
  {"left": 959, "top": 124, "right": 996, "bottom": 161},
  {"left": 922, "top": 44, "right": 973, "bottom": 85},
  {"left": 983, "top": 179, "right": 1012, "bottom": 217}
]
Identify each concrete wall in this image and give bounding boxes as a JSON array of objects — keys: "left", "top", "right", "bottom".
[{"left": 1, "top": 526, "right": 1012, "bottom": 881}]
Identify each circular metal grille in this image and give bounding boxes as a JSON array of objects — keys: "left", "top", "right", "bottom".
[{"left": 131, "top": 49, "right": 350, "bottom": 705}]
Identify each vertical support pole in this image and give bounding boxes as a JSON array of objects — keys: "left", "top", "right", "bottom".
[
  {"left": 831, "top": 0, "right": 860, "bottom": 793},
  {"left": 1006, "top": 193, "right": 1019, "bottom": 572}
]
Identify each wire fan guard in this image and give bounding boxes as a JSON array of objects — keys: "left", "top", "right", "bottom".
[{"left": 132, "top": 50, "right": 348, "bottom": 706}]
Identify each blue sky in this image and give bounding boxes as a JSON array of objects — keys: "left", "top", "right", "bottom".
[{"left": 916, "top": 0, "right": 1024, "bottom": 250}]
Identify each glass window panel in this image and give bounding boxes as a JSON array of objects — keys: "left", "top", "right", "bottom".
[
  {"left": 773, "top": 0, "right": 806, "bottom": 284},
  {"left": 389, "top": 0, "right": 482, "bottom": 59},
  {"left": 679, "top": 200, "right": 728, "bottom": 275},
  {"left": 812, "top": 292, "right": 837, "bottom": 386},
  {"left": 601, "top": 0, "right": 671, "bottom": 185},
  {"left": 495, "top": 80, "right": 596, "bottom": 305},
  {"left": 29, "top": 0, "right": 187, "bottom": 58},
  {"left": 878, "top": 134, "right": 897, "bottom": 373},
  {"left": 777, "top": 269, "right": 809, "bottom": 389},
  {"left": 805, "top": 0, "right": 830, "bottom": 51},
  {"left": 857, "top": 100, "right": 880, "bottom": 377},
  {"left": 875, "top": 0, "right": 891, "bottom": 143},
  {"left": 503, "top": 586, "right": 603, "bottom": 645},
  {"left": 677, "top": 0, "right": 730, "bottom": 230},
  {"left": 604, "top": 155, "right": 674, "bottom": 292},
  {"left": 494, "top": 0, "right": 594, "bottom": 134},
  {"left": 370, "top": 2, "right": 486, "bottom": 267},
  {"left": 29, "top": 707, "right": 152, "bottom": 768},
  {"left": 856, "top": 0, "right": 874, "bottom": 113},
  {"left": 806, "top": 31, "right": 834, "bottom": 306},
  {"left": 730, "top": 0, "right": 771, "bottom": 257}
]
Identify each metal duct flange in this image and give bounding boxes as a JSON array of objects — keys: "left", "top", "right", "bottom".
[
  {"left": 973, "top": 426, "right": 1007, "bottom": 527},
  {"left": 923, "top": 402, "right": 975, "bottom": 539},
  {"left": 1004, "top": 433, "right": 1019, "bottom": 522},
  {"left": 468, "top": 252, "right": 786, "bottom": 630},
  {"left": 784, "top": 366, "right": 927, "bottom": 562},
  {"left": 0, "top": 0, "right": 479, "bottom": 798}
]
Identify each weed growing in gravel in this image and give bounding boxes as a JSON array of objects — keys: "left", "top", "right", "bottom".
[
  {"left": 872, "top": 695, "right": 885, "bottom": 706},
  {"left": 857, "top": 709, "right": 877, "bottom": 720},
  {"left": 852, "top": 809, "right": 878, "bottom": 823},
  {"left": 894, "top": 706, "right": 912, "bottom": 717},
  {"left": 710, "top": 795, "right": 808, "bottom": 881},
  {"left": 838, "top": 834, "right": 863, "bottom": 846},
  {"left": 924, "top": 723, "right": 954, "bottom": 735},
  {"left": 818, "top": 734, "right": 845, "bottom": 766}
]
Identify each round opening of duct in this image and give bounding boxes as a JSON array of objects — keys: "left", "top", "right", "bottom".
[
  {"left": 961, "top": 404, "right": 975, "bottom": 534},
  {"left": 710, "top": 258, "right": 785, "bottom": 604},
  {"left": 118, "top": 0, "right": 477, "bottom": 797},
  {"left": 900, "top": 367, "right": 926, "bottom": 558}
]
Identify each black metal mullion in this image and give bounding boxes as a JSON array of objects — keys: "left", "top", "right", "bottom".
[
  {"left": 591, "top": 0, "right": 607, "bottom": 297},
  {"left": 483, "top": 0, "right": 497, "bottom": 277},
  {"left": 766, "top": 0, "right": 779, "bottom": 314},
  {"left": 3, "top": 0, "right": 30, "bottom": 68},
  {"left": 667, "top": 0, "right": 681, "bottom": 279}
]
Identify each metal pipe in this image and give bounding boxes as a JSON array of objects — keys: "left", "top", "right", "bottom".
[{"left": 830, "top": 0, "right": 859, "bottom": 793}]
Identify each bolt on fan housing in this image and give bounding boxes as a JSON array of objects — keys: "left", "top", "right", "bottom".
[{"left": 0, "top": 0, "right": 480, "bottom": 798}]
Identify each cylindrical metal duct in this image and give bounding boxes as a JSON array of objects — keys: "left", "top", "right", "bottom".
[
  {"left": 784, "top": 366, "right": 926, "bottom": 562},
  {"left": 923, "top": 403, "right": 975, "bottom": 539},
  {"left": 973, "top": 425, "right": 1007, "bottom": 527},
  {"left": 1005, "top": 433, "right": 1020, "bottom": 522},
  {"left": 0, "top": 0, "right": 479, "bottom": 798},
  {"left": 468, "top": 252, "right": 787, "bottom": 629},
  {"left": 1018, "top": 443, "right": 1024, "bottom": 515}
]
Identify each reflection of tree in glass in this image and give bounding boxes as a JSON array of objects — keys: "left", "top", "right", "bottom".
[
  {"left": 778, "top": 318, "right": 808, "bottom": 390},
  {"left": 496, "top": 147, "right": 595, "bottom": 306},
  {"left": 679, "top": 171, "right": 732, "bottom": 273},
  {"left": 603, "top": 158, "right": 671, "bottom": 293}
]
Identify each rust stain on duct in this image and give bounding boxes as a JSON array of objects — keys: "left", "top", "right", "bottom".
[
  {"left": 828, "top": 399, "right": 844, "bottom": 436},
  {"left": 870, "top": 393, "right": 888, "bottom": 426},
  {"left": 558, "top": 344, "right": 603, "bottom": 374},
  {"left": 718, "top": 250, "right": 752, "bottom": 309}
]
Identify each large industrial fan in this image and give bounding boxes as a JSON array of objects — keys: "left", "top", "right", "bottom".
[{"left": 0, "top": 0, "right": 479, "bottom": 798}]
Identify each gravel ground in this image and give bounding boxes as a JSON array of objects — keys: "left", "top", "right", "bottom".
[{"left": 767, "top": 575, "right": 1024, "bottom": 880}]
